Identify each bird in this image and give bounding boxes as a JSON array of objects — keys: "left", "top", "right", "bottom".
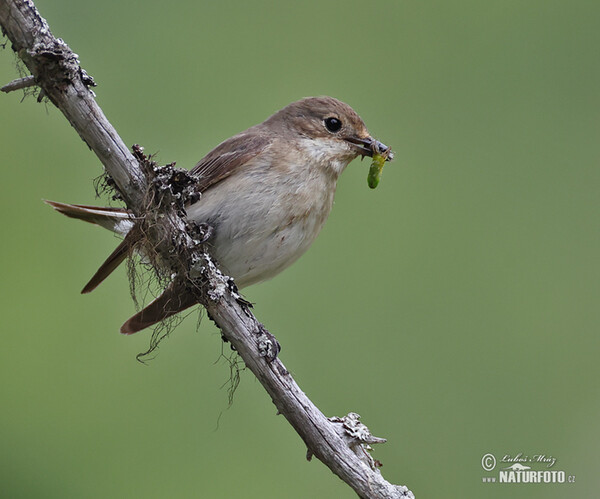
[{"left": 46, "top": 96, "right": 393, "bottom": 335}]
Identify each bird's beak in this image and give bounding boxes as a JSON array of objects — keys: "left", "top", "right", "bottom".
[{"left": 346, "top": 136, "right": 394, "bottom": 161}]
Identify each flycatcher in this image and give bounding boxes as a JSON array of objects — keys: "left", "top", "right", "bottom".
[{"left": 47, "top": 96, "right": 393, "bottom": 334}]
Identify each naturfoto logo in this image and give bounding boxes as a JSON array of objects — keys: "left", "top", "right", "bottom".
[{"left": 480, "top": 452, "right": 575, "bottom": 485}]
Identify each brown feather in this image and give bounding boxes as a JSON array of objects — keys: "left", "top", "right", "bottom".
[
  {"left": 120, "top": 281, "right": 197, "bottom": 335},
  {"left": 81, "top": 233, "right": 134, "bottom": 294},
  {"left": 190, "top": 130, "right": 272, "bottom": 191},
  {"left": 44, "top": 200, "right": 131, "bottom": 230}
]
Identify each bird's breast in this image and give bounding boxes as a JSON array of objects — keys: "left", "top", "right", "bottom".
[{"left": 187, "top": 159, "right": 338, "bottom": 288}]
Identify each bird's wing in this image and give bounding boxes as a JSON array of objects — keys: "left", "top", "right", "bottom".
[{"left": 190, "top": 130, "right": 272, "bottom": 192}]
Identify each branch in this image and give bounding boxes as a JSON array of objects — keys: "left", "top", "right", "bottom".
[
  {"left": 1, "top": 74, "right": 34, "bottom": 92},
  {"left": 0, "top": 2, "right": 414, "bottom": 497}
]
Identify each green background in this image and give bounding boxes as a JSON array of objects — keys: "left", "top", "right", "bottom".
[{"left": 1, "top": 1, "right": 599, "bottom": 497}]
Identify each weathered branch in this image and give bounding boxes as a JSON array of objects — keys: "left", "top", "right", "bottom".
[
  {"left": 1, "top": 74, "right": 34, "bottom": 92},
  {"left": 0, "top": 1, "right": 414, "bottom": 497}
]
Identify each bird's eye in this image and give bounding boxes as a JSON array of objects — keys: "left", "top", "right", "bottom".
[{"left": 324, "top": 117, "right": 342, "bottom": 133}]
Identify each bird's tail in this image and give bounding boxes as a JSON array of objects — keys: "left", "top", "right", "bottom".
[
  {"left": 120, "top": 280, "right": 197, "bottom": 335},
  {"left": 44, "top": 200, "right": 133, "bottom": 233},
  {"left": 46, "top": 200, "right": 197, "bottom": 333},
  {"left": 45, "top": 200, "right": 135, "bottom": 293}
]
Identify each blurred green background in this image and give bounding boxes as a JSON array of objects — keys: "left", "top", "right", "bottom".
[{"left": 1, "top": 0, "right": 599, "bottom": 497}]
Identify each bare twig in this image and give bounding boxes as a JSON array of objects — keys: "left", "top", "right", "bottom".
[
  {"left": 0, "top": 1, "right": 414, "bottom": 497},
  {"left": 1, "top": 74, "right": 35, "bottom": 92}
]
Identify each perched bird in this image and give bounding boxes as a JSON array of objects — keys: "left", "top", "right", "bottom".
[{"left": 47, "top": 96, "right": 393, "bottom": 334}]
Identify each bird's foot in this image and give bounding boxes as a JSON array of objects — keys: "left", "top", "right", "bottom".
[{"left": 188, "top": 221, "right": 214, "bottom": 244}]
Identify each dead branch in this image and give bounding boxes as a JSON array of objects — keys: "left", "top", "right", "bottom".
[
  {"left": 1, "top": 74, "right": 34, "bottom": 92},
  {"left": 0, "top": 1, "right": 414, "bottom": 497}
]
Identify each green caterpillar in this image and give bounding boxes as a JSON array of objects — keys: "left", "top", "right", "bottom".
[{"left": 367, "top": 152, "right": 387, "bottom": 189}]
